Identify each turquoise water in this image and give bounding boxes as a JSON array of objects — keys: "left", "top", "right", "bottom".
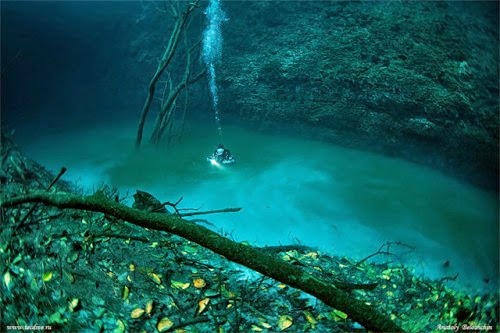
[{"left": 23, "top": 121, "right": 499, "bottom": 293}]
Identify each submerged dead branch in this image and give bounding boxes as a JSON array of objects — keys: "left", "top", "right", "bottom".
[
  {"left": 1, "top": 191, "right": 403, "bottom": 332},
  {"left": 135, "top": 0, "right": 202, "bottom": 148},
  {"left": 356, "top": 241, "right": 415, "bottom": 267},
  {"left": 179, "top": 208, "right": 242, "bottom": 217},
  {"left": 16, "top": 167, "right": 67, "bottom": 231}
]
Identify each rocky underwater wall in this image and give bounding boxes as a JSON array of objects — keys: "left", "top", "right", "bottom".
[{"left": 216, "top": 1, "right": 499, "bottom": 191}]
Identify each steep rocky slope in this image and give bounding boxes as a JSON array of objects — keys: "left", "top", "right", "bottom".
[{"left": 217, "top": 1, "right": 498, "bottom": 190}]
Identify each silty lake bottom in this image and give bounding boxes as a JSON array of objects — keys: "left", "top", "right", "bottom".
[{"left": 21, "top": 119, "right": 499, "bottom": 294}]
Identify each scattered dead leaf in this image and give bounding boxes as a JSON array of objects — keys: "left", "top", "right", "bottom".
[
  {"left": 277, "top": 315, "right": 293, "bottom": 330},
  {"left": 157, "top": 317, "right": 174, "bottom": 332},
  {"left": 197, "top": 298, "right": 209, "bottom": 315},
  {"left": 130, "top": 308, "right": 145, "bottom": 319},
  {"left": 148, "top": 272, "right": 162, "bottom": 285}
]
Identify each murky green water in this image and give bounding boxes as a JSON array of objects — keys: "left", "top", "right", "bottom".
[{"left": 25, "top": 121, "right": 499, "bottom": 293}]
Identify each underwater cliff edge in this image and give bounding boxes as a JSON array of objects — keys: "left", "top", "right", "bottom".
[{"left": 218, "top": 1, "right": 499, "bottom": 191}]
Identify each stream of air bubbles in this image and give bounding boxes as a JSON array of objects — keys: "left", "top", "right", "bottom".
[{"left": 202, "top": 0, "right": 227, "bottom": 138}]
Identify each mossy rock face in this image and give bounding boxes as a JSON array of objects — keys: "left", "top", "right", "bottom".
[{"left": 219, "top": 1, "right": 499, "bottom": 189}]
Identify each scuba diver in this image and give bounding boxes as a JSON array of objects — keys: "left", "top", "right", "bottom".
[{"left": 207, "top": 144, "right": 235, "bottom": 164}]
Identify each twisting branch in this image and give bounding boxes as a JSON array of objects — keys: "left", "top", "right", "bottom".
[
  {"left": 356, "top": 241, "right": 415, "bottom": 267},
  {"left": 0, "top": 191, "right": 403, "bottom": 332},
  {"left": 135, "top": 0, "right": 201, "bottom": 148}
]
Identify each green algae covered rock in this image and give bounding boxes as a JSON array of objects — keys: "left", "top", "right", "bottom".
[{"left": 219, "top": 1, "right": 498, "bottom": 189}]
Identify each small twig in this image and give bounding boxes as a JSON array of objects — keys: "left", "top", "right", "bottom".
[
  {"left": 187, "top": 219, "right": 215, "bottom": 227},
  {"left": 16, "top": 167, "right": 67, "bottom": 231},
  {"left": 92, "top": 233, "right": 150, "bottom": 243},
  {"left": 233, "top": 280, "right": 246, "bottom": 332},
  {"left": 438, "top": 273, "right": 459, "bottom": 283},
  {"left": 8, "top": 156, "right": 26, "bottom": 182},
  {"left": 47, "top": 167, "right": 67, "bottom": 190},
  {"left": 168, "top": 291, "right": 189, "bottom": 313},
  {"left": 356, "top": 251, "right": 392, "bottom": 267},
  {"left": 19, "top": 213, "right": 64, "bottom": 228},
  {"left": 356, "top": 241, "right": 414, "bottom": 267},
  {"left": 180, "top": 207, "right": 242, "bottom": 217},
  {"left": 246, "top": 303, "right": 272, "bottom": 321},
  {"left": 158, "top": 196, "right": 184, "bottom": 216},
  {"left": 178, "top": 206, "right": 201, "bottom": 212},
  {"left": 248, "top": 276, "right": 268, "bottom": 308},
  {"left": 181, "top": 258, "right": 217, "bottom": 270}
]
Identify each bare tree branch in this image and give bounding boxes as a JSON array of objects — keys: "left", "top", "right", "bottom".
[{"left": 135, "top": 0, "right": 200, "bottom": 148}]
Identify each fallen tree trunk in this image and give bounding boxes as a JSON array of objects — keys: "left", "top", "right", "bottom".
[{"left": 1, "top": 191, "right": 403, "bottom": 332}]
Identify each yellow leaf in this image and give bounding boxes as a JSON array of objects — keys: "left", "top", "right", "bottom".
[
  {"left": 148, "top": 272, "right": 162, "bottom": 285},
  {"left": 277, "top": 283, "right": 287, "bottom": 289},
  {"left": 197, "top": 298, "right": 210, "bottom": 315},
  {"left": 171, "top": 280, "right": 190, "bottom": 290},
  {"left": 277, "top": 315, "right": 293, "bottom": 331},
  {"left": 157, "top": 317, "right": 174, "bottom": 332},
  {"left": 114, "top": 319, "right": 126, "bottom": 333},
  {"left": 260, "top": 322, "right": 272, "bottom": 329},
  {"left": 122, "top": 286, "right": 130, "bottom": 300},
  {"left": 284, "top": 250, "right": 298, "bottom": 257},
  {"left": 129, "top": 264, "right": 136, "bottom": 272},
  {"left": 130, "top": 308, "right": 145, "bottom": 319},
  {"left": 193, "top": 278, "right": 206, "bottom": 289},
  {"left": 303, "top": 311, "right": 317, "bottom": 325},
  {"left": 145, "top": 299, "right": 154, "bottom": 315},
  {"left": 251, "top": 325, "right": 263, "bottom": 332},
  {"left": 305, "top": 251, "right": 319, "bottom": 259},
  {"left": 43, "top": 271, "right": 53, "bottom": 282},
  {"left": 3, "top": 271, "right": 12, "bottom": 289},
  {"left": 331, "top": 309, "right": 348, "bottom": 321},
  {"left": 68, "top": 298, "right": 79, "bottom": 312}
]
